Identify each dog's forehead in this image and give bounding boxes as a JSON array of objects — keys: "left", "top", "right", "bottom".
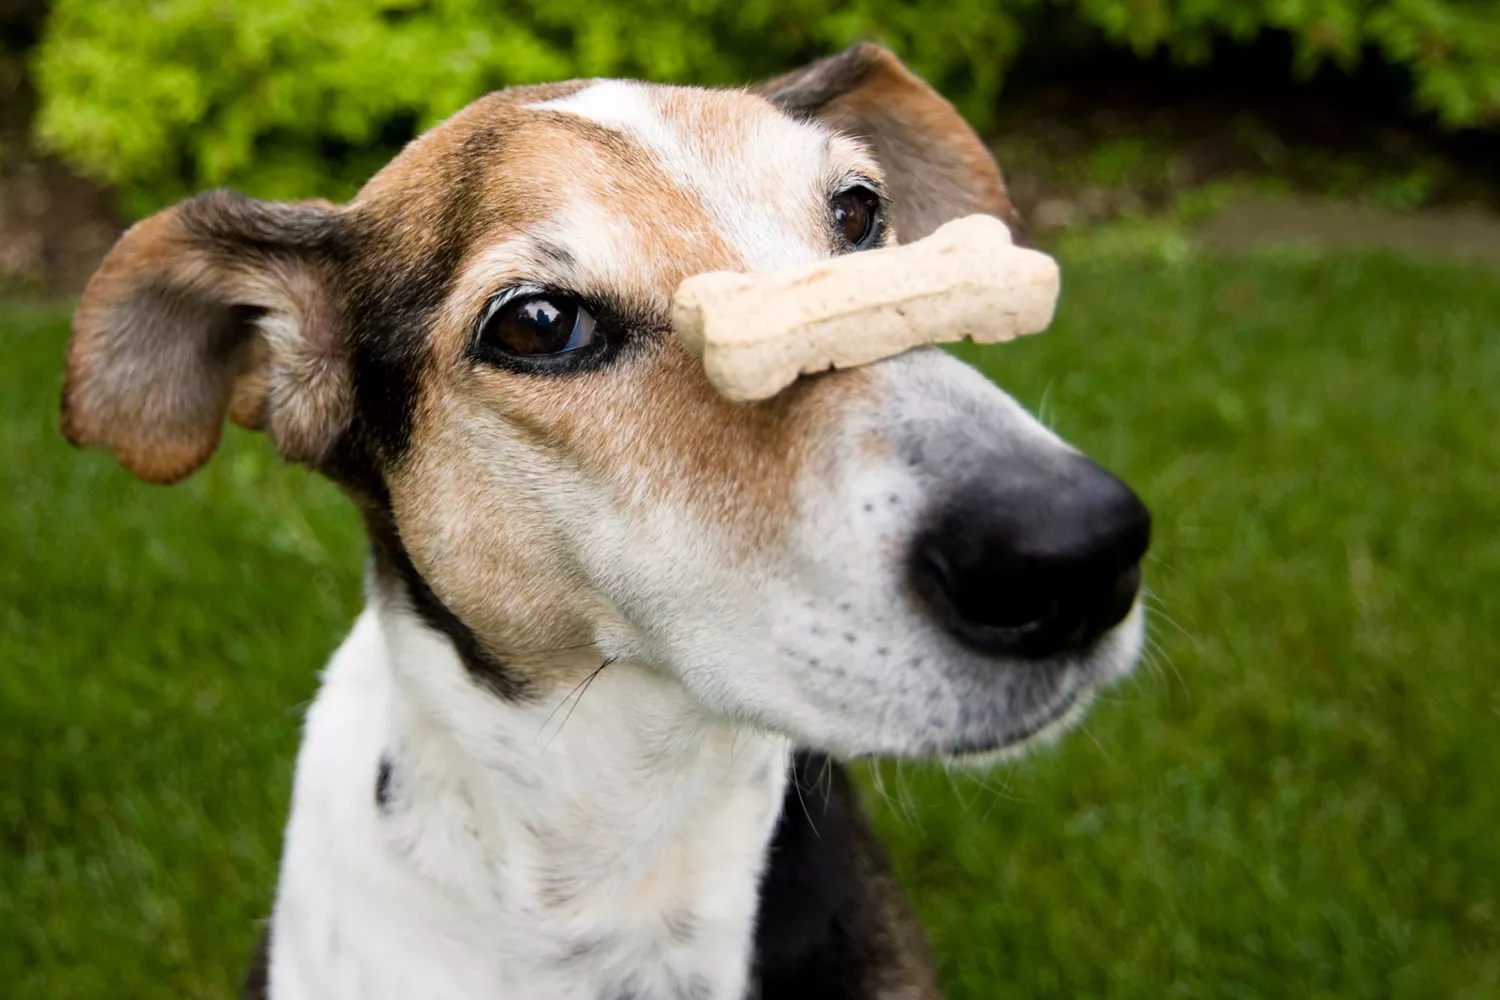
[
  {"left": 357, "top": 81, "right": 878, "bottom": 274},
  {"left": 527, "top": 80, "right": 863, "bottom": 270},
  {"left": 348, "top": 79, "right": 888, "bottom": 371}
]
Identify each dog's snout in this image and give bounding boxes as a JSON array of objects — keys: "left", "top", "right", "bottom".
[{"left": 910, "top": 454, "right": 1151, "bottom": 660}]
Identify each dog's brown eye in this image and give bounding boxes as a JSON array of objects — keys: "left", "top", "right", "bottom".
[
  {"left": 831, "top": 187, "right": 881, "bottom": 248},
  {"left": 479, "top": 292, "right": 598, "bottom": 357}
]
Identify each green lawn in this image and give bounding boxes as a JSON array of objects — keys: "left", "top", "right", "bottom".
[{"left": 3, "top": 249, "right": 1498, "bottom": 999}]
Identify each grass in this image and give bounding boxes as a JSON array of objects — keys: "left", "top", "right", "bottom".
[{"left": 3, "top": 248, "right": 1498, "bottom": 999}]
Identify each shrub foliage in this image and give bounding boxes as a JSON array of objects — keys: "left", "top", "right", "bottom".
[{"left": 31, "top": 0, "right": 1500, "bottom": 214}]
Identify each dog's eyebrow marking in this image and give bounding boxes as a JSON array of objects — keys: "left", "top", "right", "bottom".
[{"left": 531, "top": 81, "right": 830, "bottom": 271}]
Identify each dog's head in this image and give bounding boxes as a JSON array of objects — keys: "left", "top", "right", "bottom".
[{"left": 62, "top": 44, "right": 1148, "bottom": 759}]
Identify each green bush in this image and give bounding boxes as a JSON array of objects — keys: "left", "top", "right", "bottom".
[{"left": 31, "top": 0, "right": 1500, "bottom": 216}]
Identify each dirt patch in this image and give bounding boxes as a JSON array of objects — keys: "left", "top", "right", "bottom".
[
  {"left": 989, "top": 37, "right": 1500, "bottom": 247},
  {"left": 0, "top": 153, "right": 123, "bottom": 299},
  {"left": 1197, "top": 195, "right": 1500, "bottom": 266},
  {"left": 0, "top": 38, "right": 122, "bottom": 300}
]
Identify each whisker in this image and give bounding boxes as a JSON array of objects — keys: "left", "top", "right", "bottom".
[
  {"left": 867, "top": 761, "right": 897, "bottom": 815},
  {"left": 790, "top": 758, "right": 819, "bottom": 838},
  {"left": 1141, "top": 590, "right": 1201, "bottom": 650},
  {"left": 534, "top": 675, "right": 597, "bottom": 744},
  {"left": 817, "top": 755, "right": 835, "bottom": 801},
  {"left": 961, "top": 759, "right": 1028, "bottom": 808},
  {"left": 538, "top": 657, "right": 615, "bottom": 748},
  {"left": 1141, "top": 629, "right": 1189, "bottom": 696},
  {"left": 892, "top": 759, "right": 921, "bottom": 831},
  {"left": 940, "top": 760, "right": 977, "bottom": 818},
  {"left": 1080, "top": 721, "right": 1110, "bottom": 762}
]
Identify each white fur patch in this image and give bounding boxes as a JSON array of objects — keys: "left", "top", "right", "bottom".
[
  {"left": 268, "top": 592, "right": 789, "bottom": 1000},
  {"left": 533, "top": 81, "right": 834, "bottom": 271}
]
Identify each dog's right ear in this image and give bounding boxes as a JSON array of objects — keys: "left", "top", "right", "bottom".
[
  {"left": 755, "top": 43, "right": 1021, "bottom": 244},
  {"left": 62, "top": 190, "right": 352, "bottom": 484}
]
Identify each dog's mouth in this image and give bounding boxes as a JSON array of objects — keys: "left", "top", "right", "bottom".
[
  {"left": 939, "top": 677, "right": 1096, "bottom": 766},
  {"left": 922, "top": 596, "right": 1146, "bottom": 764}
]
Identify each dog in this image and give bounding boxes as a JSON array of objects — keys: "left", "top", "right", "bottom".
[{"left": 61, "top": 43, "right": 1150, "bottom": 1000}]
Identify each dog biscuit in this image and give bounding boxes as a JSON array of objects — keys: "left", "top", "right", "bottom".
[{"left": 673, "top": 214, "right": 1060, "bottom": 402}]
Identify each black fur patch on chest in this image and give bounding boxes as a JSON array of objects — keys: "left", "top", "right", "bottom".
[
  {"left": 241, "top": 927, "right": 270, "bottom": 1000},
  {"left": 750, "top": 752, "right": 939, "bottom": 999}
]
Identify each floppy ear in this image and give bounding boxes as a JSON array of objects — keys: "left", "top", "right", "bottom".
[
  {"left": 755, "top": 43, "right": 1021, "bottom": 243},
  {"left": 62, "top": 190, "right": 352, "bottom": 484}
]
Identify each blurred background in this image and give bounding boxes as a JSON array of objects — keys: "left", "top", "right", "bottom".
[{"left": 2, "top": 1, "right": 1498, "bottom": 997}]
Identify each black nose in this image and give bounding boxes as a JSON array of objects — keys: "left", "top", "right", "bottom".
[{"left": 910, "top": 454, "right": 1151, "bottom": 659}]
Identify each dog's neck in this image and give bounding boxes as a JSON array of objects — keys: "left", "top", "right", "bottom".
[
  {"left": 375, "top": 584, "right": 793, "bottom": 911},
  {"left": 270, "top": 583, "right": 790, "bottom": 1000}
]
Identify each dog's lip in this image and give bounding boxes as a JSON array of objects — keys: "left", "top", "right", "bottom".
[{"left": 940, "top": 679, "right": 1094, "bottom": 763}]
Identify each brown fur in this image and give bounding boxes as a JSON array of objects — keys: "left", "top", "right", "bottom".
[{"left": 62, "top": 196, "right": 349, "bottom": 483}]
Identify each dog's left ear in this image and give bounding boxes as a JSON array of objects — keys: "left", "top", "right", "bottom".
[
  {"left": 755, "top": 43, "right": 1021, "bottom": 243},
  {"left": 62, "top": 190, "right": 351, "bottom": 484}
]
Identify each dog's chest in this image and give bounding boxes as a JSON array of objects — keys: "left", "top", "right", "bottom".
[
  {"left": 268, "top": 614, "right": 789, "bottom": 1000},
  {"left": 276, "top": 856, "right": 758, "bottom": 1000},
  {"left": 278, "top": 758, "right": 781, "bottom": 1000},
  {"left": 411, "top": 799, "right": 778, "bottom": 1000}
]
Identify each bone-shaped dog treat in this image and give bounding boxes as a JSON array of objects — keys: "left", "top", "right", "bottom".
[{"left": 673, "top": 214, "right": 1060, "bottom": 402}]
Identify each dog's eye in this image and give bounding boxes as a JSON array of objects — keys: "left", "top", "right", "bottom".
[
  {"left": 831, "top": 186, "right": 882, "bottom": 249},
  {"left": 478, "top": 292, "right": 598, "bottom": 357}
]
